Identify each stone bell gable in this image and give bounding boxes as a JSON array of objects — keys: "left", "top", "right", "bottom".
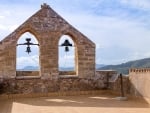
[{"left": 0, "top": 3, "right": 95, "bottom": 79}]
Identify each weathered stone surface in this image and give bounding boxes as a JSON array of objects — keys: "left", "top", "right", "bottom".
[
  {"left": 0, "top": 70, "right": 118, "bottom": 94},
  {"left": 16, "top": 71, "right": 39, "bottom": 76},
  {"left": 0, "top": 3, "right": 136, "bottom": 98},
  {"left": 110, "top": 75, "right": 130, "bottom": 96},
  {"left": 0, "top": 3, "right": 95, "bottom": 79},
  {"left": 129, "top": 68, "right": 150, "bottom": 98},
  {"left": 0, "top": 4, "right": 149, "bottom": 103}
]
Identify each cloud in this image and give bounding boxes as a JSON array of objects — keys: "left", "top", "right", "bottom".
[
  {"left": 0, "top": 15, "right": 5, "bottom": 19},
  {"left": 17, "top": 55, "right": 39, "bottom": 69},
  {"left": 17, "top": 52, "right": 75, "bottom": 69},
  {"left": 57, "top": 5, "right": 150, "bottom": 65},
  {"left": 1, "top": 0, "right": 150, "bottom": 66},
  {"left": 120, "top": 0, "right": 150, "bottom": 10},
  {"left": 59, "top": 54, "right": 75, "bottom": 68},
  {"left": 0, "top": 3, "right": 39, "bottom": 40},
  {"left": 0, "top": 25, "right": 7, "bottom": 30}
]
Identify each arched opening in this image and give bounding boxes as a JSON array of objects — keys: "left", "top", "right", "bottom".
[
  {"left": 16, "top": 32, "right": 40, "bottom": 77},
  {"left": 58, "top": 35, "right": 77, "bottom": 76}
]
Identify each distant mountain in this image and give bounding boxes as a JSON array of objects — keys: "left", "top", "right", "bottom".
[
  {"left": 99, "top": 58, "right": 150, "bottom": 74},
  {"left": 18, "top": 58, "right": 150, "bottom": 74},
  {"left": 19, "top": 66, "right": 74, "bottom": 71},
  {"left": 18, "top": 66, "right": 39, "bottom": 71},
  {"left": 19, "top": 65, "right": 105, "bottom": 71},
  {"left": 96, "top": 64, "right": 106, "bottom": 69},
  {"left": 59, "top": 67, "right": 74, "bottom": 71}
]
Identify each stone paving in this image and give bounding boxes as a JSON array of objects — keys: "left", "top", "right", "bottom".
[{"left": 0, "top": 95, "right": 150, "bottom": 113}]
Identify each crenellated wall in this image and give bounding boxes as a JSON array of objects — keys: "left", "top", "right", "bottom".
[{"left": 129, "top": 68, "right": 150, "bottom": 99}]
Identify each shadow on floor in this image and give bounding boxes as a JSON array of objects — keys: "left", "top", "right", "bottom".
[
  {"left": 0, "top": 100, "right": 13, "bottom": 113},
  {"left": 0, "top": 94, "right": 150, "bottom": 113},
  {"left": 12, "top": 95, "right": 150, "bottom": 108}
]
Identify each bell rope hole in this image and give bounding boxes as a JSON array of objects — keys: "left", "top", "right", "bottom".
[
  {"left": 58, "top": 35, "right": 76, "bottom": 75},
  {"left": 16, "top": 32, "right": 40, "bottom": 76}
]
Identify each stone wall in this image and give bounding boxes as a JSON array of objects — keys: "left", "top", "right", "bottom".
[
  {"left": 0, "top": 3, "right": 95, "bottom": 79},
  {"left": 96, "top": 70, "right": 118, "bottom": 89},
  {"left": 109, "top": 75, "right": 130, "bottom": 96},
  {"left": 59, "top": 71, "right": 76, "bottom": 75},
  {"left": 0, "top": 70, "right": 117, "bottom": 94},
  {"left": 98, "top": 68, "right": 150, "bottom": 103},
  {"left": 129, "top": 68, "right": 150, "bottom": 99},
  {"left": 95, "top": 70, "right": 130, "bottom": 96},
  {"left": 16, "top": 71, "right": 40, "bottom": 76}
]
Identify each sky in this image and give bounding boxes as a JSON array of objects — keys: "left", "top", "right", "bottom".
[{"left": 1, "top": 0, "right": 150, "bottom": 68}]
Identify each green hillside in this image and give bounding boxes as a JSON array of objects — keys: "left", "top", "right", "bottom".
[{"left": 99, "top": 58, "right": 150, "bottom": 74}]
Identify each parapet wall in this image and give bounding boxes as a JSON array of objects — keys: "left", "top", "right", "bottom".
[
  {"left": 109, "top": 75, "right": 130, "bottom": 95},
  {"left": 0, "top": 70, "right": 118, "bottom": 95},
  {"left": 129, "top": 68, "right": 150, "bottom": 99}
]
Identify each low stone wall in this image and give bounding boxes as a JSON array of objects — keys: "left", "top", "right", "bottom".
[
  {"left": 59, "top": 71, "right": 76, "bottom": 75},
  {"left": 96, "top": 70, "right": 130, "bottom": 96},
  {"left": 95, "top": 70, "right": 118, "bottom": 89},
  {"left": 0, "top": 70, "right": 118, "bottom": 95},
  {"left": 16, "top": 71, "right": 40, "bottom": 76},
  {"left": 109, "top": 75, "right": 130, "bottom": 96},
  {"left": 0, "top": 77, "right": 104, "bottom": 94}
]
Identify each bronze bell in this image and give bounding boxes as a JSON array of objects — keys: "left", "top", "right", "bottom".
[
  {"left": 17, "top": 38, "right": 39, "bottom": 54},
  {"left": 26, "top": 38, "right": 31, "bottom": 42},
  {"left": 61, "top": 39, "right": 72, "bottom": 47},
  {"left": 65, "top": 46, "right": 69, "bottom": 52},
  {"left": 26, "top": 46, "right": 31, "bottom": 54},
  {"left": 61, "top": 39, "right": 72, "bottom": 52}
]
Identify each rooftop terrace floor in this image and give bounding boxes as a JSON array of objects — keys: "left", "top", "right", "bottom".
[{"left": 0, "top": 94, "right": 150, "bottom": 113}]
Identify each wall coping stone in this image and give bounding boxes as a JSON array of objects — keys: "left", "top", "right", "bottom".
[
  {"left": 96, "top": 70, "right": 117, "bottom": 72},
  {"left": 59, "top": 75, "right": 78, "bottom": 79},
  {"left": 16, "top": 76, "right": 41, "bottom": 80}
]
